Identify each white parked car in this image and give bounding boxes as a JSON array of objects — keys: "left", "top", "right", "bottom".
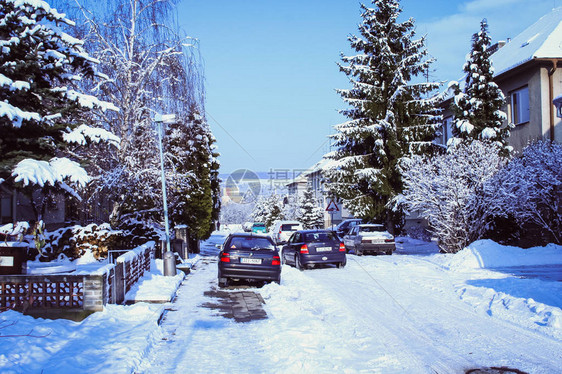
[
  {"left": 271, "top": 220, "right": 303, "bottom": 244},
  {"left": 343, "top": 224, "right": 395, "bottom": 255}
]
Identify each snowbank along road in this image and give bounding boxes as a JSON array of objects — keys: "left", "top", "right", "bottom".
[{"left": 137, "top": 233, "right": 562, "bottom": 374}]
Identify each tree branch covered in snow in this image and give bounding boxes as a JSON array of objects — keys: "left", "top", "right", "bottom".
[{"left": 56, "top": 0, "right": 211, "bottom": 226}]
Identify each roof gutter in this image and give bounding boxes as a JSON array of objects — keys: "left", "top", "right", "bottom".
[{"left": 547, "top": 59, "right": 559, "bottom": 142}]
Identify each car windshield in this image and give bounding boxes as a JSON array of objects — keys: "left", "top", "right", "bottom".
[
  {"left": 253, "top": 223, "right": 265, "bottom": 228},
  {"left": 304, "top": 232, "right": 338, "bottom": 242},
  {"left": 360, "top": 226, "right": 386, "bottom": 233},
  {"left": 281, "top": 224, "right": 300, "bottom": 231},
  {"left": 228, "top": 237, "right": 274, "bottom": 250}
]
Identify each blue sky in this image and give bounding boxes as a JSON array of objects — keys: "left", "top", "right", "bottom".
[{"left": 177, "top": 0, "right": 559, "bottom": 175}]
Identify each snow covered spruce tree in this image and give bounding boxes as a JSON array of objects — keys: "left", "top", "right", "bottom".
[
  {"left": 325, "top": 0, "right": 441, "bottom": 232},
  {"left": 400, "top": 141, "right": 507, "bottom": 253},
  {"left": 297, "top": 186, "right": 324, "bottom": 229},
  {"left": 167, "top": 111, "right": 221, "bottom": 241},
  {"left": 449, "top": 19, "right": 511, "bottom": 155},
  {"left": 0, "top": 0, "right": 117, "bottom": 221}
]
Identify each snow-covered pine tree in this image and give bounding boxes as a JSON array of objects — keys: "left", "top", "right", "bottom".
[
  {"left": 297, "top": 186, "right": 324, "bottom": 229},
  {"left": 252, "top": 194, "right": 284, "bottom": 230},
  {"left": 325, "top": 0, "right": 441, "bottom": 232},
  {"left": 251, "top": 197, "right": 269, "bottom": 224},
  {"left": 0, "top": 0, "right": 117, "bottom": 220},
  {"left": 449, "top": 19, "right": 511, "bottom": 155},
  {"left": 167, "top": 111, "right": 221, "bottom": 241}
]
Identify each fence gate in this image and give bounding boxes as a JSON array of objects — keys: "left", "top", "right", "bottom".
[{"left": 113, "top": 262, "right": 125, "bottom": 304}]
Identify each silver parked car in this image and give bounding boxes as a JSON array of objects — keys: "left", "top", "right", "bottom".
[{"left": 343, "top": 224, "right": 395, "bottom": 255}]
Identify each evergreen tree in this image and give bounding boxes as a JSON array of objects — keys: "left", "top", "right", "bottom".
[
  {"left": 325, "top": 0, "right": 441, "bottom": 231},
  {"left": 252, "top": 194, "right": 284, "bottom": 230},
  {"left": 251, "top": 197, "right": 269, "bottom": 224},
  {"left": 450, "top": 19, "right": 511, "bottom": 155},
  {"left": 297, "top": 187, "right": 324, "bottom": 229},
  {"left": 168, "top": 111, "right": 220, "bottom": 241},
  {"left": 0, "top": 0, "right": 116, "bottom": 220}
]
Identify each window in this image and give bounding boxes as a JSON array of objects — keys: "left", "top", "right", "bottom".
[
  {"left": 511, "top": 86, "right": 530, "bottom": 125},
  {"left": 281, "top": 224, "right": 300, "bottom": 231}
]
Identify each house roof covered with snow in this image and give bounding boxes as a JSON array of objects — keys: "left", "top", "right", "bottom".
[{"left": 492, "top": 7, "right": 562, "bottom": 77}]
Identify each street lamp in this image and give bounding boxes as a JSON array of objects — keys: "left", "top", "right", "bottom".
[{"left": 155, "top": 113, "right": 176, "bottom": 276}]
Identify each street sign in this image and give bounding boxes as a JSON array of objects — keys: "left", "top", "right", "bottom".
[{"left": 326, "top": 200, "right": 340, "bottom": 212}]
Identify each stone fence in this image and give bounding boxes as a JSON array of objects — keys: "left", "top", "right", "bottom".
[{"left": 0, "top": 241, "right": 154, "bottom": 314}]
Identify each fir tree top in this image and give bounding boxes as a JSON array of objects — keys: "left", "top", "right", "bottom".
[{"left": 450, "top": 19, "right": 511, "bottom": 155}]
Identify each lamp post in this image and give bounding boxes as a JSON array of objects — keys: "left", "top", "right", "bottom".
[{"left": 155, "top": 113, "right": 176, "bottom": 276}]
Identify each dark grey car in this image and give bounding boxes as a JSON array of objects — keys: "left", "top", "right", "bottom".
[
  {"left": 218, "top": 233, "right": 281, "bottom": 287},
  {"left": 282, "top": 230, "right": 346, "bottom": 270}
]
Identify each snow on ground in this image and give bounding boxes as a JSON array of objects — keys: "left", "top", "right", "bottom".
[{"left": 1, "top": 233, "right": 561, "bottom": 373}]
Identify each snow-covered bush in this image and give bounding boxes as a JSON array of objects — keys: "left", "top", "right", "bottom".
[
  {"left": 482, "top": 141, "right": 562, "bottom": 245},
  {"left": 400, "top": 141, "right": 507, "bottom": 253},
  {"left": 41, "top": 220, "right": 160, "bottom": 261}
]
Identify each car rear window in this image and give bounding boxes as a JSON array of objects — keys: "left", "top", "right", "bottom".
[
  {"left": 281, "top": 224, "right": 300, "bottom": 231},
  {"left": 360, "top": 226, "right": 386, "bottom": 232},
  {"left": 253, "top": 223, "right": 265, "bottom": 228},
  {"left": 304, "top": 232, "right": 338, "bottom": 242},
  {"left": 228, "top": 237, "right": 274, "bottom": 250}
]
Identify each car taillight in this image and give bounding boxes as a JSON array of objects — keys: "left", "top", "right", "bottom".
[
  {"left": 272, "top": 255, "right": 280, "bottom": 266},
  {"left": 300, "top": 244, "right": 309, "bottom": 254},
  {"left": 220, "top": 253, "right": 230, "bottom": 262},
  {"left": 385, "top": 239, "right": 394, "bottom": 243},
  {"left": 339, "top": 243, "right": 346, "bottom": 252}
]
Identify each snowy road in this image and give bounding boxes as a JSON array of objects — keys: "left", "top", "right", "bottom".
[{"left": 136, "top": 234, "right": 562, "bottom": 373}]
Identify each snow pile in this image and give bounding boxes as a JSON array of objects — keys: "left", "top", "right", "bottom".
[
  {"left": 0, "top": 303, "right": 164, "bottom": 374},
  {"left": 446, "top": 239, "right": 562, "bottom": 269}
]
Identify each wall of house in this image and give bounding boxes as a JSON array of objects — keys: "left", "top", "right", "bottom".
[
  {"left": 497, "top": 66, "right": 541, "bottom": 152},
  {"left": 497, "top": 62, "right": 562, "bottom": 153}
]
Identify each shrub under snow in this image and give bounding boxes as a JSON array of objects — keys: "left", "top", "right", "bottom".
[
  {"left": 400, "top": 141, "right": 506, "bottom": 253},
  {"left": 482, "top": 141, "right": 562, "bottom": 245}
]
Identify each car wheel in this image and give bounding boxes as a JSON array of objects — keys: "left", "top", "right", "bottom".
[
  {"left": 295, "top": 255, "right": 303, "bottom": 270},
  {"left": 337, "top": 257, "right": 346, "bottom": 268},
  {"left": 356, "top": 248, "right": 363, "bottom": 256},
  {"left": 218, "top": 277, "right": 229, "bottom": 288},
  {"left": 386, "top": 249, "right": 393, "bottom": 255},
  {"left": 274, "top": 276, "right": 281, "bottom": 284}
]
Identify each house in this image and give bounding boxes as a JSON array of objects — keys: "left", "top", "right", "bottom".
[
  {"left": 440, "top": 7, "right": 562, "bottom": 150},
  {"left": 286, "top": 158, "right": 354, "bottom": 228}
]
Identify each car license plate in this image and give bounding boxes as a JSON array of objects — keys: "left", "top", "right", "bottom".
[
  {"left": 316, "top": 247, "right": 332, "bottom": 252},
  {"left": 241, "top": 258, "right": 262, "bottom": 264}
]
